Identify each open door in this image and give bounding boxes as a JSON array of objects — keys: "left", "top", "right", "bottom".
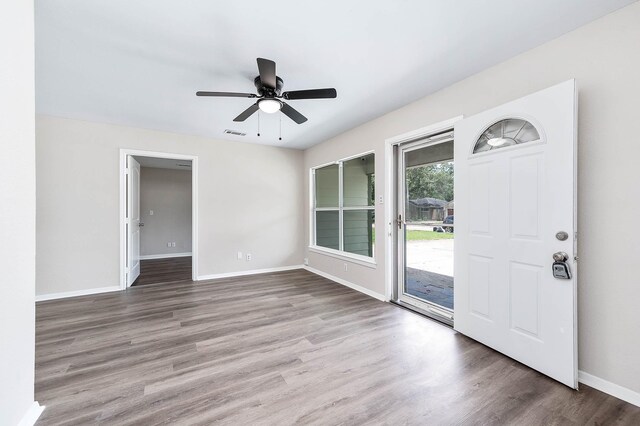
[
  {"left": 454, "top": 80, "right": 578, "bottom": 388},
  {"left": 397, "top": 134, "right": 455, "bottom": 324},
  {"left": 127, "top": 156, "right": 141, "bottom": 286}
]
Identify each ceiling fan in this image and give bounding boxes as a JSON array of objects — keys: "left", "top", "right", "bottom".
[{"left": 196, "top": 58, "right": 337, "bottom": 124}]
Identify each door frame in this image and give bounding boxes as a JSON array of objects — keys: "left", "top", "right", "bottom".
[
  {"left": 119, "top": 148, "right": 199, "bottom": 290},
  {"left": 384, "top": 116, "right": 463, "bottom": 303}
]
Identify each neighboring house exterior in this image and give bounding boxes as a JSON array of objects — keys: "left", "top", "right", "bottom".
[{"left": 407, "top": 197, "right": 450, "bottom": 222}]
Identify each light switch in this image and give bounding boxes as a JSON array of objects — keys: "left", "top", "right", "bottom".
[{"left": 149, "top": 210, "right": 154, "bottom": 215}]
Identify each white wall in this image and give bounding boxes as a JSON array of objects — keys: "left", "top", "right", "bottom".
[
  {"left": 0, "top": 1, "right": 39, "bottom": 425},
  {"left": 304, "top": 3, "right": 640, "bottom": 395},
  {"left": 36, "top": 116, "right": 304, "bottom": 295},
  {"left": 140, "top": 167, "right": 192, "bottom": 256}
]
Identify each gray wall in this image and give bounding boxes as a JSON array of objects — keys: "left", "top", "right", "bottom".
[
  {"left": 140, "top": 167, "right": 192, "bottom": 256},
  {"left": 0, "top": 0, "right": 37, "bottom": 424},
  {"left": 36, "top": 116, "right": 304, "bottom": 295},
  {"left": 304, "top": 3, "right": 640, "bottom": 394}
]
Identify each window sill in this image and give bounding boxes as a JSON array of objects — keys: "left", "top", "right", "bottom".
[{"left": 308, "top": 246, "right": 377, "bottom": 269}]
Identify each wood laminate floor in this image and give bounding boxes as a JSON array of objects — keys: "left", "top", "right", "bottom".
[
  {"left": 132, "top": 256, "right": 192, "bottom": 286},
  {"left": 35, "top": 270, "right": 640, "bottom": 425}
]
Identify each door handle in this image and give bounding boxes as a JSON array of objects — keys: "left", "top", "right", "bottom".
[
  {"left": 138, "top": 222, "right": 144, "bottom": 227},
  {"left": 552, "top": 252, "right": 568, "bottom": 262},
  {"left": 397, "top": 214, "right": 403, "bottom": 230}
]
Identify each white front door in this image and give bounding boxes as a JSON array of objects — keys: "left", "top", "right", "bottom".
[
  {"left": 453, "top": 80, "right": 578, "bottom": 388},
  {"left": 127, "top": 156, "right": 141, "bottom": 286}
]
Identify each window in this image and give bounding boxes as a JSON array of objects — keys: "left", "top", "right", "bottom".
[
  {"left": 473, "top": 118, "right": 540, "bottom": 153},
  {"left": 313, "top": 153, "right": 375, "bottom": 259}
]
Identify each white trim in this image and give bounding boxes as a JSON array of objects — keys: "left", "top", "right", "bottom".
[
  {"left": 310, "top": 149, "right": 375, "bottom": 170},
  {"left": 17, "top": 402, "right": 45, "bottom": 426},
  {"left": 385, "top": 116, "right": 463, "bottom": 146},
  {"left": 36, "top": 286, "right": 121, "bottom": 302},
  {"left": 579, "top": 370, "right": 640, "bottom": 408},
  {"left": 197, "top": 265, "right": 303, "bottom": 281},
  {"left": 384, "top": 116, "right": 463, "bottom": 303},
  {"left": 308, "top": 245, "right": 377, "bottom": 268},
  {"left": 139, "top": 252, "right": 192, "bottom": 260},
  {"left": 309, "top": 167, "right": 315, "bottom": 251},
  {"left": 304, "top": 266, "right": 386, "bottom": 301},
  {"left": 120, "top": 149, "right": 199, "bottom": 291}
]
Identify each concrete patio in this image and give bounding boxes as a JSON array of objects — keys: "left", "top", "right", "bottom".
[{"left": 405, "top": 239, "right": 454, "bottom": 309}]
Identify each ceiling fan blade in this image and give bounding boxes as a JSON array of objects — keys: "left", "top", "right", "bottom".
[
  {"left": 233, "top": 103, "right": 259, "bottom": 122},
  {"left": 282, "top": 88, "right": 337, "bottom": 100},
  {"left": 196, "top": 91, "right": 256, "bottom": 98},
  {"left": 257, "top": 58, "right": 277, "bottom": 89},
  {"left": 281, "top": 102, "right": 308, "bottom": 124}
]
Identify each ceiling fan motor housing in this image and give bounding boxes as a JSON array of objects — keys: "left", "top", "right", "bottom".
[{"left": 254, "top": 76, "right": 284, "bottom": 97}]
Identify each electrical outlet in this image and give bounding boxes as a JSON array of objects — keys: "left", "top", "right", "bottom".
[
  {"left": 343, "top": 263, "right": 348, "bottom": 271},
  {"left": 246, "top": 253, "right": 252, "bottom": 261},
  {"left": 378, "top": 195, "right": 383, "bottom": 204},
  {"left": 303, "top": 257, "right": 309, "bottom": 266},
  {"left": 237, "top": 251, "right": 243, "bottom": 260},
  {"left": 171, "top": 242, "right": 176, "bottom": 247},
  {"left": 167, "top": 242, "right": 171, "bottom": 247},
  {"left": 149, "top": 210, "right": 154, "bottom": 216}
]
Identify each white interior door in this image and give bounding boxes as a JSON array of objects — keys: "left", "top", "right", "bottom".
[
  {"left": 127, "top": 156, "right": 141, "bottom": 286},
  {"left": 454, "top": 80, "right": 577, "bottom": 388}
]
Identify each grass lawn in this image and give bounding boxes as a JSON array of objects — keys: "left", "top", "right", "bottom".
[{"left": 406, "top": 230, "right": 454, "bottom": 241}]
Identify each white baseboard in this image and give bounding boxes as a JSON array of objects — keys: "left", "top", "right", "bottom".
[
  {"left": 197, "top": 265, "right": 303, "bottom": 281},
  {"left": 36, "top": 286, "right": 121, "bottom": 302},
  {"left": 18, "top": 402, "right": 45, "bottom": 426},
  {"left": 139, "top": 252, "right": 192, "bottom": 260},
  {"left": 303, "top": 266, "right": 386, "bottom": 301},
  {"left": 579, "top": 370, "right": 640, "bottom": 408}
]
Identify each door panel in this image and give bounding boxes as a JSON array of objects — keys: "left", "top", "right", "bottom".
[
  {"left": 127, "top": 157, "right": 141, "bottom": 286},
  {"left": 454, "top": 80, "right": 577, "bottom": 388}
]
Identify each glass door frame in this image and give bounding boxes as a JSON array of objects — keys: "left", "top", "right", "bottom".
[{"left": 396, "top": 133, "right": 455, "bottom": 325}]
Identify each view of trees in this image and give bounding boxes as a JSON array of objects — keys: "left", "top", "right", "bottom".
[{"left": 406, "top": 162, "right": 454, "bottom": 201}]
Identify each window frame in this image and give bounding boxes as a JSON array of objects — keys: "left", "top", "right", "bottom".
[{"left": 310, "top": 151, "right": 376, "bottom": 267}]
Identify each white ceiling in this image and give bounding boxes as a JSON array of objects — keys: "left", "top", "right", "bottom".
[
  {"left": 35, "top": 0, "right": 635, "bottom": 149},
  {"left": 134, "top": 156, "right": 192, "bottom": 171}
]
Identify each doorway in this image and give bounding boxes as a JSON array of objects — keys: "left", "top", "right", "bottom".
[
  {"left": 120, "top": 149, "right": 198, "bottom": 290},
  {"left": 396, "top": 132, "right": 455, "bottom": 324}
]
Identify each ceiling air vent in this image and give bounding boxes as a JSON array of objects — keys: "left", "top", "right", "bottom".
[{"left": 224, "top": 129, "right": 246, "bottom": 136}]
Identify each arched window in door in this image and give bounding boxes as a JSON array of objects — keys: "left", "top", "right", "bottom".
[{"left": 473, "top": 118, "right": 541, "bottom": 153}]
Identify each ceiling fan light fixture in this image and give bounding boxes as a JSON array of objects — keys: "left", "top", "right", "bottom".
[{"left": 258, "top": 98, "right": 282, "bottom": 114}]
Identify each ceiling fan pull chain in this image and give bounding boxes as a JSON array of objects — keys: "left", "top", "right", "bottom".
[
  {"left": 257, "top": 112, "right": 261, "bottom": 137},
  {"left": 279, "top": 114, "right": 282, "bottom": 141}
]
